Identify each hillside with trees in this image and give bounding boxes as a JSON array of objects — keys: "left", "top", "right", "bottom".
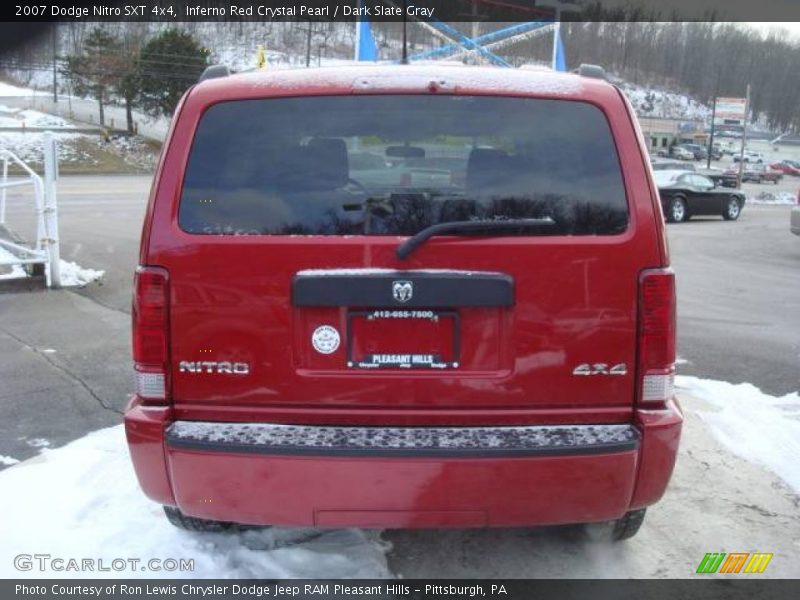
[{"left": 1, "top": 21, "right": 798, "bottom": 132}]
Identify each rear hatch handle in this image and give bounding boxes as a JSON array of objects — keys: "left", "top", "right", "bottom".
[{"left": 396, "top": 218, "right": 556, "bottom": 260}]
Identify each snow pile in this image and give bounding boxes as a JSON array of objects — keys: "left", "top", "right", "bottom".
[
  {"left": 619, "top": 81, "right": 710, "bottom": 121},
  {"left": 57, "top": 261, "right": 105, "bottom": 287},
  {"left": 0, "top": 455, "right": 20, "bottom": 466},
  {"left": 0, "top": 425, "right": 391, "bottom": 579},
  {"left": 677, "top": 376, "right": 800, "bottom": 494},
  {"left": 0, "top": 248, "right": 104, "bottom": 287},
  {"left": 747, "top": 191, "right": 797, "bottom": 205}
]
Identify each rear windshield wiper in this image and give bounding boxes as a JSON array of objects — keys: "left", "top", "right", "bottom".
[{"left": 396, "top": 217, "right": 556, "bottom": 260}]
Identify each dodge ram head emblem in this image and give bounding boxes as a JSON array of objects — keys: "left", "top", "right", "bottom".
[{"left": 392, "top": 280, "right": 413, "bottom": 303}]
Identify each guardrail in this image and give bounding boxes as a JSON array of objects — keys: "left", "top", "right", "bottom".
[{"left": 0, "top": 132, "right": 61, "bottom": 288}]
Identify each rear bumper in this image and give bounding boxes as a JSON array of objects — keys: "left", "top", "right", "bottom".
[{"left": 124, "top": 398, "right": 682, "bottom": 528}]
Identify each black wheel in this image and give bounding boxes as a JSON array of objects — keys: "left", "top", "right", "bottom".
[
  {"left": 163, "top": 506, "right": 236, "bottom": 532},
  {"left": 667, "top": 197, "right": 687, "bottom": 223},
  {"left": 722, "top": 197, "right": 742, "bottom": 221},
  {"left": 584, "top": 508, "right": 647, "bottom": 542}
]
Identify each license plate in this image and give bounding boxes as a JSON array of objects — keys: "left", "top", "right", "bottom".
[{"left": 346, "top": 310, "right": 460, "bottom": 369}]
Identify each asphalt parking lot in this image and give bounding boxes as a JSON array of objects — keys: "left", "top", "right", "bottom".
[{"left": 0, "top": 175, "right": 798, "bottom": 577}]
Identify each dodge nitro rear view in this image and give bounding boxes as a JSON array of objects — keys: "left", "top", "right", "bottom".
[{"left": 125, "top": 64, "right": 682, "bottom": 539}]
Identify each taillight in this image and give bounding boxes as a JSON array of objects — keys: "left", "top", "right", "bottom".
[
  {"left": 133, "top": 266, "right": 169, "bottom": 404},
  {"left": 637, "top": 268, "right": 676, "bottom": 406}
]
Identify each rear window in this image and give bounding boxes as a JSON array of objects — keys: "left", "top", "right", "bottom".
[{"left": 179, "top": 95, "right": 628, "bottom": 236}]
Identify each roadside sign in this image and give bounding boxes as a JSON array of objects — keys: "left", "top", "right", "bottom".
[{"left": 715, "top": 97, "right": 746, "bottom": 123}]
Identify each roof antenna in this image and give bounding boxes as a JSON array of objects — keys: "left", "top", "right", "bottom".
[{"left": 401, "top": 0, "right": 409, "bottom": 63}]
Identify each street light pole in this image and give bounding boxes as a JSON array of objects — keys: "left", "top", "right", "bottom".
[
  {"left": 52, "top": 26, "right": 58, "bottom": 104},
  {"left": 706, "top": 71, "right": 720, "bottom": 170},
  {"left": 736, "top": 84, "right": 751, "bottom": 189}
]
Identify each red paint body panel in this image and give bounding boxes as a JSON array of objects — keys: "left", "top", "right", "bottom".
[
  {"left": 127, "top": 65, "right": 683, "bottom": 528},
  {"left": 125, "top": 394, "right": 682, "bottom": 527},
  {"left": 124, "top": 397, "right": 175, "bottom": 506},
  {"left": 166, "top": 447, "right": 638, "bottom": 528},
  {"left": 630, "top": 398, "right": 684, "bottom": 508}
]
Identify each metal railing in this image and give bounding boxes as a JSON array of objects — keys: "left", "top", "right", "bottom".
[{"left": 0, "top": 132, "right": 61, "bottom": 287}]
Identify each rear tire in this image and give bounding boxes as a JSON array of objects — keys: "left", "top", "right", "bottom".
[
  {"left": 666, "top": 197, "right": 687, "bottom": 223},
  {"left": 163, "top": 506, "right": 236, "bottom": 532},
  {"left": 585, "top": 508, "right": 647, "bottom": 542},
  {"left": 722, "top": 197, "right": 741, "bottom": 221}
]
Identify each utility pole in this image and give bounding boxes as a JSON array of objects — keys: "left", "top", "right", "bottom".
[
  {"left": 401, "top": 0, "right": 408, "bottom": 64},
  {"left": 706, "top": 72, "right": 720, "bottom": 170},
  {"left": 706, "top": 95, "right": 717, "bottom": 169},
  {"left": 736, "top": 84, "right": 751, "bottom": 189},
  {"left": 305, "top": 22, "right": 313, "bottom": 67},
  {"left": 471, "top": 0, "right": 479, "bottom": 63},
  {"left": 52, "top": 25, "right": 58, "bottom": 103}
]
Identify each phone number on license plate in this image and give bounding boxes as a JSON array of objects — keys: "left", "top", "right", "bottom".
[{"left": 369, "top": 310, "right": 437, "bottom": 320}]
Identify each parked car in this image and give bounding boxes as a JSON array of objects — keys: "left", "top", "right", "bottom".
[
  {"left": 770, "top": 160, "right": 800, "bottom": 176},
  {"left": 697, "top": 167, "right": 736, "bottom": 188},
  {"left": 723, "top": 164, "right": 782, "bottom": 185},
  {"left": 655, "top": 169, "right": 746, "bottom": 222},
  {"left": 651, "top": 158, "right": 695, "bottom": 172},
  {"left": 748, "top": 164, "right": 782, "bottom": 184},
  {"left": 125, "top": 63, "right": 682, "bottom": 540},
  {"left": 670, "top": 145, "right": 695, "bottom": 160},
  {"left": 733, "top": 151, "right": 764, "bottom": 163},
  {"left": 680, "top": 143, "right": 708, "bottom": 160},
  {"left": 792, "top": 189, "right": 800, "bottom": 236}
]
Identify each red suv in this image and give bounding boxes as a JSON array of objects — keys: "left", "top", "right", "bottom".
[{"left": 125, "top": 64, "right": 682, "bottom": 540}]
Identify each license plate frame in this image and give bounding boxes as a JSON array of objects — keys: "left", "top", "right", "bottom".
[{"left": 346, "top": 309, "right": 461, "bottom": 370}]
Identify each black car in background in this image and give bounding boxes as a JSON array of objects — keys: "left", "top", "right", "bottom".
[
  {"left": 680, "top": 143, "right": 708, "bottom": 161},
  {"left": 654, "top": 170, "right": 746, "bottom": 222},
  {"left": 696, "top": 168, "right": 738, "bottom": 188}
]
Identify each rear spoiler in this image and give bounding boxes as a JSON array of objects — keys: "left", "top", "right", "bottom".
[{"left": 198, "top": 65, "right": 231, "bottom": 82}]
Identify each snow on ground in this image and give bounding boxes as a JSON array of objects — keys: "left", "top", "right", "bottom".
[
  {"left": 0, "top": 82, "right": 41, "bottom": 97},
  {"left": 747, "top": 191, "right": 797, "bottom": 205},
  {"left": 0, "top": 128, "right": 157, "bottom": 171},
  {"left": 0, "top": 425, "right": 391, "bottom": 579},
  {"left": 0, "top": 105, "right": 75, "bottom": 129},
  {"left": 0, "top": 130, "right": 88, "bottom": 164},
  {"left": 0, "top": 247, "right": 27, "bottom": 280},
  {"left": 0, "top": 247, "right": 105, "bottom": 287},
  {"left": 618, "top": 81, "right": 710, "bottom": 121},
  {"left": 0, "top": 455, "right": 20, "bottom": 466},
  {"left": 58, "top": 260, "right": 105, "bottom": 287},
  {"left": 676, "top": 375, "right": 800, "bottom": 494}
]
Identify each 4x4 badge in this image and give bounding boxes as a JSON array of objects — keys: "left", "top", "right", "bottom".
[
  {"left": 392, "top": 280, "right": 413, "bottom": 303},
  {"left": 573, "top": 363, "right": 627, "bottom": 376}
]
